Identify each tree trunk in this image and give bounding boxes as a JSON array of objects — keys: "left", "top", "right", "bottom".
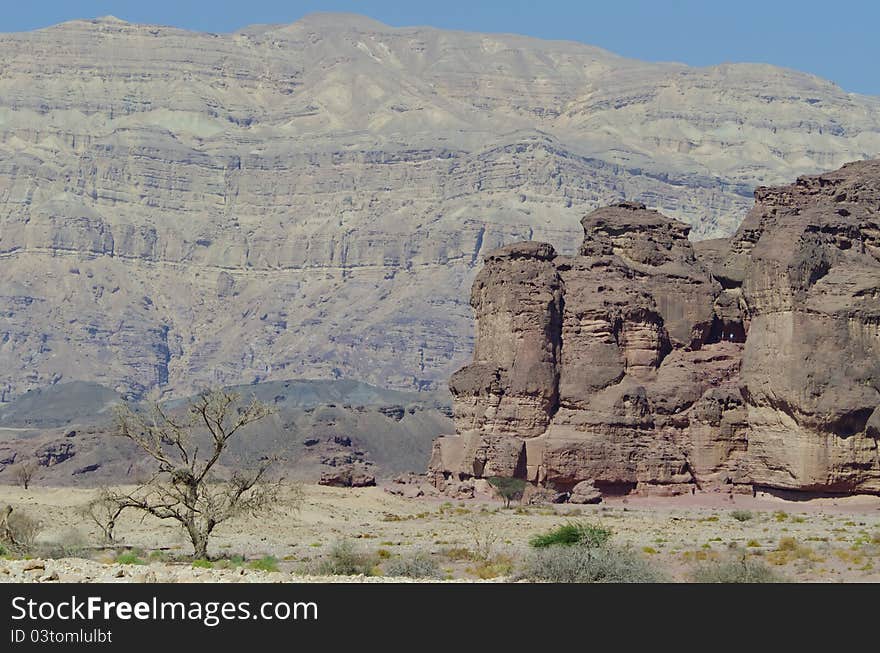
[
  {"left": 191, "top": 531, "right": 209, "bottom": 560},
  {"left": 184, "top": 519, "right": 210, "bottom": 560}
]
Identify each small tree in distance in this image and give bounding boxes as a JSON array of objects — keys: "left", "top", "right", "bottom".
[
  {"left": 107, "top": 389, "right": 289, "bottom": 559},
  {"left": 82, "top": 487, "right": 127, "bottom": 543},
  {"left": 12, "top": 459, "right": 38, "bottom": 490},
  {"left": 487, "top": 476, "right": 528, "bottom": 509}
]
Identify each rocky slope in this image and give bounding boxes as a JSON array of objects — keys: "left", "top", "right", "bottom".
[
  {"left": 1, "top": 13, "right": 879, "bottom": 400},
  {"left": 430, "top": 160, "right": 880, "bottom": 495},
  {"left": 0, "top": 380, "right": 452, "bottom": 485}
]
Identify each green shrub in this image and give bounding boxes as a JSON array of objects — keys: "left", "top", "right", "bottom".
[
  {"left": 317, "top": 539, "right": 378, "bottom": 576},
  {"left": 529, "top": 522, "right": 612, "bottom": 549},
  {"left": 115, "top": 551, "right": 146, "bottom": 565},
  {"left": 730, "top": 510, "right": 753, "bottom": 522},
  {"left": 519, "top": 545, "right": 664, "bottom": 583},
  {"left": 692, "top": 556, "right": 783, "bottom": 583},
  {"left": 487, "top": 477, "right": 528, "bottom": 508},
  {"left": 385, "top": 552, "right": 441, "bottom": 579},
  {"left": 213, "top": 554, "right": 248, "bottom": 569},
  {"left": 249, "top": 556, "right": 279, "bottom": 572},
  {"left": 192, "top": 559, "right": 214, "bottom": 569}
]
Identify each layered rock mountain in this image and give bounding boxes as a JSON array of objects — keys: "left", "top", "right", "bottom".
[
  {"left": 1, "top": 13, "right": 879, "bottom": 401},
  {"left": 430, "top": 160, "right": 880, "bottom": 495}
]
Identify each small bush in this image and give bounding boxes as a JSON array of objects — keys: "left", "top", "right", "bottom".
[
  {"left": 731, "top": 510, "right": 753, "bottom": 522},
  {"left": 766, "top": 537, "right": 823, "bottom": 565},
  {"left": 192, "top": 559, "right": 214, "bottom": 569},
  {"left": 36, "top": 528, "right": 88, "bottom": 559},
  {"left": 213, "top": 554, "right": 247, "bottom": 569},
  {"left": 1, "top": 510, "right": 42, "bottom": 554},
  {"left": 519, "top": 545, "right": 664, "bottom": 583},
  {"left": 680, "top": 549, "right": 719, "bottom": 562},
  {"left": 466, "top": 554, "right": 515, "bottom": 579},
  {"left": 529, "top": 522, "right": 612, "bottom": 549},
  {"left": 317, "top": 539, "right": 378, "bottom": 576},
  {"left": 249, "top": 556, "right": 279, "bottom": 572},
  {"left": 777, "top": 537, "right": 798, "bottom": 551},
  {"left": 692, "top": 556, "right": 782, "bottom": 583},
  {"left": 440, "top": 546, "right": 474, "bottom": 561},
  {"left": 115, "top": 551, "right": 146, "bottom": 565},
  {"left": 385, "top": 552, "right": 441, "bottom": 579}
]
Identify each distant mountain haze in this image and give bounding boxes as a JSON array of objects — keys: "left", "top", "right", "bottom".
[{"left": 0, "top": 13, "right": 878, "bottom": 400}]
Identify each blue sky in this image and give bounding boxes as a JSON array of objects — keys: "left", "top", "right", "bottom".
[{"left": 3, "top": 1, "right": 878, "bottom": 95}]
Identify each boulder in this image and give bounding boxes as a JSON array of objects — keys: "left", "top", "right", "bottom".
[{"left": 568, "top": 480, "right": 602, "bottom": 504}]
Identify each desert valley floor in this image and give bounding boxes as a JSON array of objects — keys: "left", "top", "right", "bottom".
[{"left": 2, "top": 484, "right": 879, "bottom": 583}]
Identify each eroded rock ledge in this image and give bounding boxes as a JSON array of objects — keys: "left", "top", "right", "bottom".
[{"left": 429, "top": 160, "right": 880, "bottom": 497}]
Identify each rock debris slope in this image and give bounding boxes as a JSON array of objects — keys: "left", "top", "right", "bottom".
[
  {"left": 430, "top": 160, "right": 880, "bottom": 495},
  {"left": 0, "top": 13, "right": 879, "bottom": 400}
]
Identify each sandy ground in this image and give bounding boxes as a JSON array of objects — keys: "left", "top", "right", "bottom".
[{"left": 2, "top": 483, "right": 880, "bottom": 582}]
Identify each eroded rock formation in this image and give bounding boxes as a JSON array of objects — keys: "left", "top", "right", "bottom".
[{"left": 430, "top": 160, "right": 880, "bottom": 496}]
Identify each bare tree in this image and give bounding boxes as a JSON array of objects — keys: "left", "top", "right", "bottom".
[
  {"left": 81, "top": 487, "right": 127, "bottom": 544},
  {"left": 106, "top": 389, "right": 283, "bottom": 559},
  {"left": 12, "top": 460, "right": 38, "bottom": 490},
  {"left": 461, "top": 512, "right": 500, "bottom": 562}
]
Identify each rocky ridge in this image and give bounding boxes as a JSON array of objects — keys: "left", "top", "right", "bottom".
[
  {"left": 430, "top": 160, "right": 880, "bottom": 495},
  {"left": 0, "top": 379, "right": 452, "bottom": 485},
  {"left": 1, "top": 14, "right": 879, "bottom": 400}
]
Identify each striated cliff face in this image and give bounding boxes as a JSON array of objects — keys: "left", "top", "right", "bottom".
[
  {"left": 1, "top": 13, "right": 880, "bottom": 400},
  {"left": 430, "top": 160, "right": 880, "bottom": 495}
]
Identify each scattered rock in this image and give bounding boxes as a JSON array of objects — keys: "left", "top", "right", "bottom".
[
  {"left": 318, "top": 464, "right": 376, "bottom": 488},
  {"left": 35, "top": 441, "right": 76, "bottom": 466}
]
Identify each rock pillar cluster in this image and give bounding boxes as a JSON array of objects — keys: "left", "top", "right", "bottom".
[{"left": 430, "top": 161, "right": 880, "bottom": 497}]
